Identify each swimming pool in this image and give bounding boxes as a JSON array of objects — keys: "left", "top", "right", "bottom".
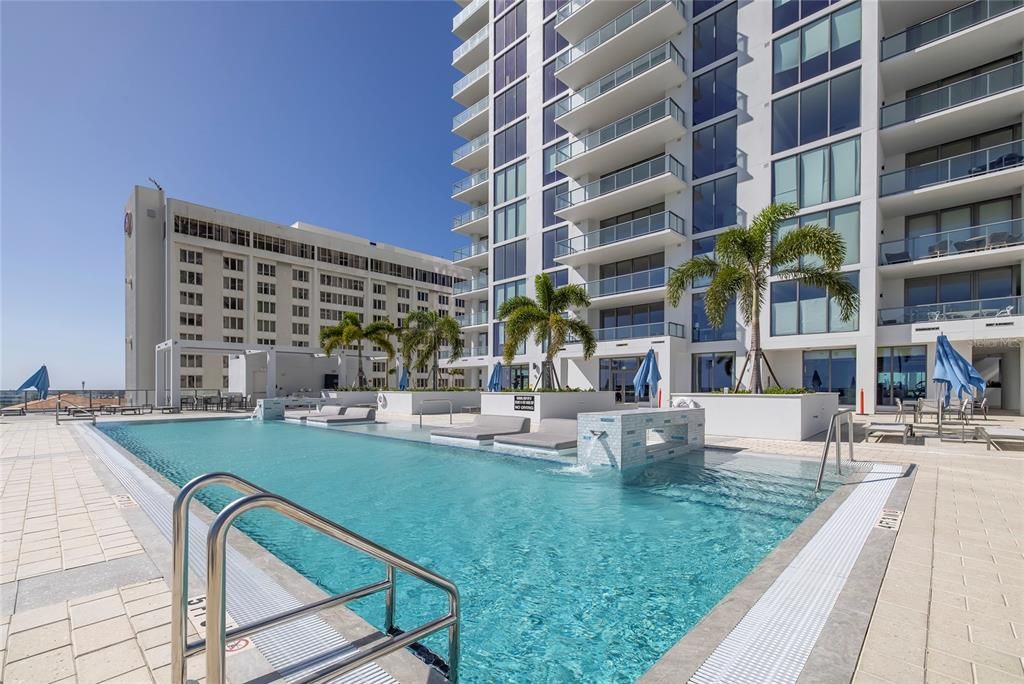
[{"left": 100, "top": 419, "right": 837, "bottom": 682}]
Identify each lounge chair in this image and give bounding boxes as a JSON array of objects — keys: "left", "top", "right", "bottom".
[
  {"left": 976, "top": 426, "right": 1024, "bottom": 451},
  {"left": 285, "top": 405, "right": 341, "bottom": 421},
  {"left": 1, "top": 406, "right": 26, "bottom": 416},
  {"left": 307, "top": 407, "right": 376, "bottom": 425},
  {"left": 865, "top": 422, "right": 912, "bottom": 444},
  {"left": 494, "top": 419, "right": 578, "bottom": 451},
  {"left": 431, "top": 415, "right": 529, "bottom": 442},
  {"left": 157, "top": 405, "right": 180, "bottom": 414}
]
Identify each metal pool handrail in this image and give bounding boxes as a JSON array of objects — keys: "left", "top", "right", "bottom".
[
  {"left": 170, "top": 472, "right": 460, "bottom": 684},
  {"left": 815, "top": 409, "right": 855, "bottom": 492},
  {"left": 419, "top": 399, "right": 454, "bottom": 427}
]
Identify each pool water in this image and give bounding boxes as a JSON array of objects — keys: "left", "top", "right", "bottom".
[{"left": 100, "top": 419, "right": 836, "bottom": 683}]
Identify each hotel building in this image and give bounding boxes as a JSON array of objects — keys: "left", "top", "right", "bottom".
[
  {"left": 446, "top": 0, "right": 1023, "bottom": 413},
  {"left": 124, "top": 185, "right": 470, "bottom": 396}
]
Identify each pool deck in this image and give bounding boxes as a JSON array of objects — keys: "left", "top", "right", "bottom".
[{"left": 1, "top": 411, "right": 1021, "bottom": 684}]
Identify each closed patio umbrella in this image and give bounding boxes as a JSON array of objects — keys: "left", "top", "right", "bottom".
[
  {"left": 487, "top": 362, "right": 503, "bottom": 392},
  {"left": 934, "top": 335, "right": 985, "bottom": 437},
  {"left": 633, "top": 350, "right": 662, "bottom": 408},
  {"left": 398, "top": 366, "right": 409, "bottom": 391},
  {"left": 17, "top": 365, "right": 49, "bottom": 400}
]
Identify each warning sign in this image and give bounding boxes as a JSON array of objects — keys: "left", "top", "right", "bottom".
[{"left": 186, "top": 595, "right": 253, "bottom": 653}]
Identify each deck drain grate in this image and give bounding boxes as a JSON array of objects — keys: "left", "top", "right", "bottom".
[
  {"left": 876, "top": 508, "right": 903, "bottom": 531},
  {"left": 111, "top": 494, "right": 137, "bottom": 508}
]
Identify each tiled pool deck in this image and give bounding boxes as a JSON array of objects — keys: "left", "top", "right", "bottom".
[{"left": 1, "top": 411, "right": 1021, "bottom": 683}]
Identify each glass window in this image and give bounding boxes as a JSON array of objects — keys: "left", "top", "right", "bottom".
[
  {"left": 493, "top": 200, "right": 526, "bottom": 242},
  {"left": 544, "top": 102, "right": 566, "bottom": 143},
  {"left": 773, "top": 136, "right": 860, "bottom": 208},
  {"left": 493, "top": 279, "right": 526, "bottom": 310},
  {"left": 494, "top": 80, "right": 526, "bottom": 129},
  {"left": 939, "top": 272, "right": 972, "bottom": 303},
  {"left": 494, "top": 41, "right": 526, "bottom": 91},
  {"left": 773, "top": 30, "right": 800, "bottom": 91},
  {"left": 801, "top": 17, "right": 829, "bottom": 82},
  {"left": 800, "top": 282, "right": 828, "bottom": 333},
  {"left": 803, "top": 348, "right": 856, "bottom": 404},
  {"left": 693, "top": 3, "right": 736, "bottom": 71},
  {"left": 542, "top": 226, "right": 568, "bottom": 269},
  {"left": 830, "top": 136, "right": 860, "bottom": 200},
  {"left": 773, "top": 2, "right": 861, "bottom": 92},
  {"left": 829, "top": 272, "right": 859, "bottom": 332},
  {"left": 829, "top": 69, "right": 859, "bottom": 135},
  {"left": 693, "top": 174, "right": 737, "bottom": 233},
  {"left": 830, "top": 2, "right": 861, "bottom": 68},
  {"left": 494, "top": 160, "right": 526, "bottom": 205},
  {"left": 693, "top": 353, "right": 735, "bottom": 392},
  {"left": 771, "top": 281, "right": 799, "bottom": 335},
  {"left": 691, "top": 235, "right": 716, "bottom": 288},
  {"left": 494, "top": 240, "right": 526, "bottom": 281},
  {"left": 977, "top": 267, "right": 1014, "bottom": 299},
  {"left": 692, "top": 292, "right": 736, "bottom": 341},
  {"left": 543, "top": 17, "right": 567, "bottom": 59},
  {"left": 773, "top": 157, "right": 798, "bottom": 205},
  {"left": 831, "top": 204, "right": 860, "bottom": 265},
  {"left": 877, "top": 346, "right": 927, "bottom": 406},
  {"left": 543, "top": 61, "right": 567, "bottom": 102},
  {"left": 543, "top": 144, "right": 565, "bottom": 185},
  {"left": 772, "top": 93, "right": 799, "bottom": 153},
  {"left": 773, "top": 69, "right": 860, "bottom": 153},
  {"left": 549, "top": 269, "right": 569, "bottom": 288},
  {"left": 771, "top": 274, "right": 859, "bottom": 335},
  {"left": 773, "top": 0, "right": 799, "bottom": 32},
  {"left": 494, "top": 120, "right": 526, "bottom": 167},
  {"left": 800, "top": 147, "right": 828, "bottom": 207},
  {"left": 544, "top": 182, "right": 567, "bottom": 227},
  {"left": 799, "top": 81, "right": 829, "bottom": 145},
  {"left": 693, "top": 118, "right": 737, "bottom": 179},
  {"left": 494, "top": 2, "right": 526, "bottom": 54}
]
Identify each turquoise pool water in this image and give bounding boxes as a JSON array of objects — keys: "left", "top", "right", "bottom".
[{"left": 100, "top": 419, "right": 836, "bottom": 683}]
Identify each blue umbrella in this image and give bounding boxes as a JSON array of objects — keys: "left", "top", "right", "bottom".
[
  {"left": 17, "top": 365, "right": 50, "bottom": 400},
  {"left": 633, "top": 350, "right": 662, "bottom": 406},
  {"left": 398, "top": 366, "right": 409, "bottom": 391},
  {"left": 933, "top": 335, "right": 985, "bottom": 407},
  {"left": 487, "top": 362, "right": 503, "bottom": 392}
]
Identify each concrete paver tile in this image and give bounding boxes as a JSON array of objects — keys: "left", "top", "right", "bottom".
[
  {"left": 2, "top": 644, "right": 74, "bottom": 684},
  {"left": 73, "top": 639, "right": 146, "bottom": 684},
  {"left": 9, "top": 602, "right": 68, "bottom": 634},
  {"left": 5, "top": 619, "right": 71, "bottom": 662},
  {"left": 69, "top": 595, "right": 125, "bottom": 629},
  {"left": 70, "top": 615, "right": 134, "bottom": 656}
]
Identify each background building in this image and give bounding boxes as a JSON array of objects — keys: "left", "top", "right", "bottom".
[
  {"left": 447, "top": 0, "right": 1023, "bottom": 412},
  {"left": 124, "top": 185, "right": 471, "bottom": 396}
]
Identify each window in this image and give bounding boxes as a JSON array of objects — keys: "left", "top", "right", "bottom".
[
  {"left": 877, "top": 346, "right": 927, "bottom": 406},
  {"left": 543, "top": 61, "right": 567, "bottom": 101},
  {"left": 544, "top": 102, "right": 565, "bottom": 143},
  {"left": 773, "top": 3, "right": 860, "bottom": 92},
  {"left": 439, "top": 295, "right": 449, "bottom": 305},
  {"left": 223, "top": 296, "right": 243, "bottom": 310},
  {"left": 256, "top": 263, "right": 276, "bottom": 277},
  {"left": 543, "top": 182, "right": 568, "bottom": 227},
  {"left": 542, "top": 226, "right": 568, "bottom": 269},
  {"left": 693, "top": 118, "right": 737, "bottom": 179},
  {"left": 495, "top": 80, "right": 527, "bottom": 129},
  {"left": 180, "top": 291, "right": 203, "bottom": 306},
  {"left": 693, "top": 353, "right": 734, "bottom": 392},
  {"left": 224, "top": 336, "right": 242, "bottom": 343},
  {"left": 494, "top": 240, "right": 527, "bottom": 281},
  {"left": 292, "top": 286, "right": 309, "bottom": 300},
  {"left": 257, "top": 281, "right": 276, "bottom": 296},
  {"left": 543, "top": 17, "right": 567, "bottom": 59},
  {"left": 694, "top": 0, "right": 727, "bottom": 17},
  {"left": 494, "top": 160, "right": 527, "bottom": 204},
  {"left": 180, "top": 354, "right": 203, "bottom": 368},
  {"left": 772, "top": 69, "right": 859, "bottom": 153},
  {"left": 373, "top": 298, "right": 387, "bottom": 311},
  {"left": 180, "top": 249, "right": 203, "bottom": 265},
  {"left": 774, "top": 204, "right": 860, "bottom": 268},
  {"left": 693, "top": 3, "right": 737, "bottom": 71},
  {"left": 543, "top": 144, "right": 565, "bottom": 185},
  {"left": 493, "top": 323, "right": 526, "bottom": 357},
  {"left": 692, "top": 292, "right": 736, "bottom": 341},
  {"left": 770, "top": 272, "right": 859, "bottom": 335},
  {"left": 180, "top": 375, "right": 203, "bottom": 390},
  {"left": 494, "top": 200, "right": 526, "bottom": 242},
  {"left": 903, "top": 267, "right": 1020, "bottom": 306},
  {"left": 398, "top": 302, "right": 410, "bottom": 314},
  {"left": 494, "top": 279, "right": 526, "bottom": 310},
  {"left": 180, "top": 270, "right": 203, "bottom": 286},
  {"left": 292, "top": 268, "right": 309, "bottom": 282},
  {"left": 494, "top": 41, "right": 526, "bottom": 90},
  {"left": 693, "top": 175, "right": 737, "bottom": 233},
  {"left": 257, "top": 320, "right": 276, "bottom": 333},
  {"left": 455, "top": 298, "right": 465, "bottom": 308},
  {"left": 223, "top": 316, "right": 244, "bottom": 330},
  {"left": 693, "top": 60, "right": 737, "bottom": 125},
  {"left": 417, "top": 291, "right": 429, "bottom": 302},
  {"left": 224, "top": 277, "right": 244, "bottom": 291},
  {"left": 803, "top": 349, "right": 856, "bottom": 404},
  {"left": 494, "top": 120, "right": 526, "bottom": 167},
  {"left": 599, "top": 302, "right": 665, "bottom": 330},
  {"left": 292, "top": 322, "right": 310, "bottom": 336},
  {"left": 372, "top": 283, "right": 386, "bottom": 295},
  {"left": 691, "top": 235, "right": 716, "bottom": 287},
  {"left": 398, "top": 287, "right": 410, "bottom": 299},
  {"left": 599, "top": 203, "right": 666, "bottom": 229},
  {"left": 773, "top": 136, "right": 859, "bottom": 208},
  {"left": 292, "top": 304, "right": 309, "bottom": 317},
  {"left": 223, "top": 257, "right": 244, "bottom": 272},
  {"left": 257, "top": 301, "right": 276, "bottom": 314},
  {"left": 773, "top": 0, "right": 833, "bottom": 32},
  {"left": 256, "top": 338, "right": 276, "bottom": 346},
  {"left": 549, "top": 269, "right": 568, "bottom": 288},
  {"left": 494, "top": 1, "right": 526, "bottom": 53}
]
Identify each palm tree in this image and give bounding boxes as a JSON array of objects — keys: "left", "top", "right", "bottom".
[
  {"left": 496, "top": 272, "right": 597, "bottom": 390},
  {"left": 666, "top": 202, "right": 858, "bottom": 393},
  {"left": 319, "top": 312, "right": 395, "bottom": 389},
  {"left": 402, "top": 311, "right": 463, "bottom": 390}
]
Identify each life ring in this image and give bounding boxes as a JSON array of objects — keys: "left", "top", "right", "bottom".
[{"left": 377, "top": 393, "right": 387, "bottom": 410}]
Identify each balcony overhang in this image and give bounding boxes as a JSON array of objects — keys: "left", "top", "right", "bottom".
[
  {"left": 453, "top": 1, "right": 487, "bottom": 40},
  {"left": 555, "top": 3, "right": 686, "bottom": 90},
  {"left": 554, "top": 59, "right": 686, "bottom": 134},
  {"left": 444, "top": 354, "right": 490, "bottom": 368},
  {"left": 455, "top": 286, "right": 489, "bottom": 301},
  {"left": 451, "top": 213, "right": 488, "bottom": 237},
  {"left": 452, "top": 181, "right": 488, "bottom": 205},
  {"left": 879, "top": 243, "right": 1024, "bottom": 277},
  {"left": 554, "top": 172, "right": 686, "bottom": 224},
  {"left": 453, "top": 72, "right": 488, "bottom": 107},
  {"left": 452, "top": 34, "right": 488, "bottom": 74},
  {"left": 452, "top": 105, "right": 488, "bottom": 140},
  {"left": 588, "top": 284, "right": 667, "bottom": 308},
  {"left": 879, "top": 166, "right": 1024, "bottom": 217},
  {"left": 562, "top": 334, "right": 682, "bottom": 359},
  {"left": 880, "top": 87, "right": 1024, "bottom": 155},
  {"left": 880, "top": 7, "right": 1024, "bottom": 93},
  {"left": 902, "top": 316, "right": 1024, "bottom": 344},
  {"left": 458, "top": 319, "right": 489, "bottom": 330},
  {"left": 453, "top": 250, "right": 489, "bottom": 269},
  {"left": 555, "top": 113, "right": 685, "bottom": 179},
  {"left": 452, "top": 140, "right": 489, "bottom": 172},
  {"left": 555, "top": 228, "right": 685, "bottom": 267},
  {"left": 556, "top": 0, "right": 636, "bottom": 44}
]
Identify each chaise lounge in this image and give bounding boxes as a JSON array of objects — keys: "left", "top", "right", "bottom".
[
  {"left": 306, "top": 406, "right": 376, "bottom": 425},
  {"left": 494, "top": 419, "right": 578, "bottom": 451},
  {"left": 975, "top": 426, "right": 1024, "bottom": 451},
  {"left": 865, "top": 422, "right": 912, "bottom": 444},
  {"left": 285, "top": 405, "right": 340, "bottom": 421},
  {"left": 431, "top": 415, "right": 529, "bottom": 442}
]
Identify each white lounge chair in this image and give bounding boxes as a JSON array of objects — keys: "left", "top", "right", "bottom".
[
  {"left": 431, "top": 415, "right": 529, "bottom": 442},
  {"left": 865, "top": 422, "right": 912, "bottom": 444},
  {"left": 285, "top": 405, "right": 342, "bottom": 421},
  {"left": 307, "top": 407, "right": 376, "bottom": 425},
  {"left": 975, "top": 426, "right": 1024, "bottom": 451},
  {"left": 494, "top": 419, "right": 578, "bottom": 451}
]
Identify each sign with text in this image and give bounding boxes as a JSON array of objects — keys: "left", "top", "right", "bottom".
[{"left": 513, "top": 395, "right": 535, "bottom": 411}]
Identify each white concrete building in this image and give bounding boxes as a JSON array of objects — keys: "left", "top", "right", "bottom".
[
  {"left": 446, "top": 0, "right": 1024, "bottom": 413},
  {"left": 124, "top": 186, "right": 471, "bottom": 397}
]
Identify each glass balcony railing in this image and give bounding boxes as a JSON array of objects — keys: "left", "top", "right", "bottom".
[
  {"left": 453, "top": 0, "right": 487, "bottom": 32},
  {"left": 453, "top": 97, "right": 488, "bottom": 130},
  {"left": 878, "top": 296, "right": 1021, "bottom": 325},
  {"left": 585, "top": 267, "right": 671, "bottom": 298},
  {"left": 452, "top": 205, "right": 488, "bottom": 229},
  {"left": 453, "top": 134, "right": 489, "bottom": 164},
  {"left": 553, "top": 43, "right": 685, "bottom": 117},
  {"left": 555, "top": 211, "right": 685, "bottom": 257},
  {"left": 881, "top": 0, "right": 1022, "bottom": 60},
  {"left": 556, "top": 155, "right": 685, "bottom": 210},
  {"left": 439, "top": 344, "right": 489, "bottom": 359},
  {"left": 556, "top": 0, "right": 592, "bottom": 24},
  {"left": 453, "top": 62, "right": 489, "bottom": 97},
  {"left": 453, "top": 25, "right": 488, "bottom": 64},
  {"left": 452, "top": 169, "right": 488, "bottom": 196},
  {"left": 453, "top": 241, "right": 489, "bottom": 261},
  {"left": 554, "top": 99, "right": 685, "bottom": 165},
  {"left": 556, "top": 0, "right": 684, "bottom": 71},
  {"left": 456, "top": 311, "right": 490, "bottom": 327},
  {"left": 566, "top": 322, "right": 685, "bottom": 343},
  {"left": 879, "top": 140, "right": 1023, "bottom": 196},
  {"left": 881, "top": 63, "right": 1023, "bottom": 128},
  {"left": 691, "top": 325, "right": 735, "bottom": 342},
  {"left": 879, "top": 219, "right": 1024, "bottom": 264},
  {"left": 453, "top": 274, "right": 489, "bottom": 295}
]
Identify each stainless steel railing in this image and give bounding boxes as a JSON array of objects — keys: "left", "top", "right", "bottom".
[
  {"left": 814, "top": 409, "right": 855, "bottom": 492},
  {"left": 418, "top": 399, "right": 454, "bottom": 427},
  {"left": 171, "top": 472, "right": 460, "bottom": 684}
]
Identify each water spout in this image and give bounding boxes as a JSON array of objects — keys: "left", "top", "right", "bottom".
[{"left": 589, "top": 429, "right": 607, "bottom": 439}]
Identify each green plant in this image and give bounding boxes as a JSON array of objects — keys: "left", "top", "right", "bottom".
[
  {"left": 496, "top": 273, "right": 597, "bottom": 390},
  {"left": 319, "top": 313, "right": 395, "bottom": 388},
  {"left": 713, "top": 387, "right": 808, "bottom": 395},
  {"left": 401, "top": 311, "right": 463, "bottom": 391},
  {"left": 667, "top": 203, "right": 858, "bottom": 393}
]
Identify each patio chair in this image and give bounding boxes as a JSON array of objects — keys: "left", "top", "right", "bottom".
[
  {"left": 494, "top": 419, "right": 578, "bottom": 451},
  {"left": 885, "top": 249, "right": 911, "bottom": 265},
  {"left": 987, "top": 231, "right": 1010, "bottom": 248},
  {"left": 975, "top": 426, "right": 1024, "bottom": 451},
  {"left": 927, "top": 240, "right": 949, "bottom": 257},
  {"left": 865, "top": 422, "right": 912, "bottom": 444},
  {"left": 995, "top": 305, "right": 1015, "bottom": 317},
  {"left": 431, "top": 415, "right": 529, "bottom": 442}
]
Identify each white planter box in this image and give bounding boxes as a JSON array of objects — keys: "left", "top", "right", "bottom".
[
  {"left": 479, "top": 391, "right": 616, "bottom": 429},
  {"left": 669, "top": 393, "right": 839, "bottom": 441},
  {"left": 375, "top": 391, "right": 481, "bottom": 415}
]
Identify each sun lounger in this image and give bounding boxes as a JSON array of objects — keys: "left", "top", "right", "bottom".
[
  {"left": 865, "top": 422, "right": 912, "bottom": 444},
  {"left": 285, "top": 405, "right": 342, "bottom": 421},
  {"left": 118, "top": 404, "right": 153, "bottom": 415},
  {"left": 157, "top": 405, "right": 181, "bottom": 414},
  {"left": 0, "top": 406, "right": 26, "bottom": 416},
  {"left": 975, "top": 426, "right": 1024, "bottom": 451},
  {"left": 431, "top": 415, "right": 529, "bottom": 442},
  {"left": 494, "top": 418, "right": 578, "bottom": 451},
  {"left": 306, "top": 407, "right": 376, "bottom": 424}
]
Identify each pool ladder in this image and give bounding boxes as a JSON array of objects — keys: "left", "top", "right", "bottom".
[
  {"left": 814, "top": 409, "right": 855, "bottom": 492},
  {"left": 170, "top": 472, "right": 460, "bottom": 684}
]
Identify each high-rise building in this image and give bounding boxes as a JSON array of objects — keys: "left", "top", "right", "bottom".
[
  {"left": 447, "top": 0, "right": 1024, "bottom": 413},
  {"left": 124, "top": 185, "right": 470, "bottom": 395}
]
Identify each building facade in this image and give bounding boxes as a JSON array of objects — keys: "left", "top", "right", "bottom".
[
  {"left": 447, "top": 0, "right": 1024, "bottom": 413},
  {"left": 124, "top": 185, "right": 470, "bottom": 394}
]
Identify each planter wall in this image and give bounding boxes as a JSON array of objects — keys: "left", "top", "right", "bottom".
[
  {"left": 479, "top": 391, "right": 616, "bottom": 429},
  {"left": 375, "top": 391, "right": 481, "bottom": 415},
  {"left": 669, "top": 392, "right": 839, "bottom": 440}
]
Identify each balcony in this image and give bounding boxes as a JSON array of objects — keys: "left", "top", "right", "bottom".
[
  {"left": 453, "top": 0, "right": 488, "bottom": 40},
  {"left": 554, "top": 155, "right": 686, "bottom": 224},
  {"left": 555, "top": 0, "right": 638, "bottom": 44},
  {"left": 452, "top": 133, "right": 489, "bottom": 171},
  {"left": 585, "top": 267, "right": 671, "bottom": 306},
  {"left": 453, "top": 274, "right": 489, "bottom": 296},
  {"left": 456, "top": 310, "right": 490, "bottom": 328},
  {"left": 879, "top": 296, "right": 1021, "bottom": 325},
  {"left": 453, "top": 62, "right": 489, "bottom": 106},
  {"left": 452, "top": 97, "right": 489, "bottom": 140},
  {"left": 880, "top": 63, "right": 1024, "bottom": 154},
  {"left": 451, "top": 205, "right": 488, "bottom": 236},
  {"left": 879, "top": 219, "right": 1024, "bottom": 275},
  {"left": 691, "top": 325, "right": 736, "bottom": 343},
  {"left": 453, "top": 25, "right": 488, "bottom": 73},
  {"left": 879, "top": 140, "right": 1023, "bottom": 216},
  {"left": 554, "top": 0, "right": 686, "bottom": 90},
  {"left": 440, "top": 345, "right": 490, "bottom": 361},
  {"left": 554, "top": 99, "right": 686, "bottom": 178},
  {"left": 453, "top": 240, "right": 489, "bottom": 268},
  {"left": 553, "top": 42, "right": 686, "bottom": 134},
  {"left": 879, "top": 0, "right": 1024, "bottom": 93},
  {"left": 555, "top": 211, "right": 685, "bottom": 267},
  {"left": 452, "top": 169, "right": 489, "bottom": 204},
  {"left": 569, "top": 321, "right": 685, "bottom": 344}
]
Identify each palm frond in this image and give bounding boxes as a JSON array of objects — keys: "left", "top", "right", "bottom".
[
  {"left": 565, "top": 318, "right": 596, "bottom": 360},
  {"left": 496, "top": 295, "right": 538, "bottom": 321},
  {"left": 775, "top": 267, "right": 860, "bottom": 321},
  {"left": 771, "top": 222, "right": 846, "bottom": 271},
  {"left": 703, "top": 265, "right": 745, "bottom": 328},
  {"left": 666, "top": 257, "right": 718, "bottom": 306},
  {"left": 550, "top": 283, "right": 591, "bottom": 311},
  {"left": 534, "top": 273, "right": 555, "bottom": 313}
]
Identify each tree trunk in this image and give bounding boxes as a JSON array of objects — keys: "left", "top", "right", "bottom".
[
  {"left": 750, "top": 300, "right": 763, "bottom": 394},
  {"left": 543, "top": 330, "right": 553, "bottom": 390},
  {"left": 356, "top": 341, "right": 366, "bottom": 389},
  {"left": 432, "top": 350, "right": 438, "bottom": 391}
]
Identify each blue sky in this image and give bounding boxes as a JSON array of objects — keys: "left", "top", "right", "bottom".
[{"left": 1, "top": 1, "right": 464, "bottom": 388}]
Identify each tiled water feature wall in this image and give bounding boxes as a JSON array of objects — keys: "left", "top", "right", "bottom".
[{"left": 577, "top": 408, "right": 705, "bottom": 470}]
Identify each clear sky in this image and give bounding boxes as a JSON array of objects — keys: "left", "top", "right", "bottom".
[{"left": 1, "top": 0, "right": 464, "bottom": 388}]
